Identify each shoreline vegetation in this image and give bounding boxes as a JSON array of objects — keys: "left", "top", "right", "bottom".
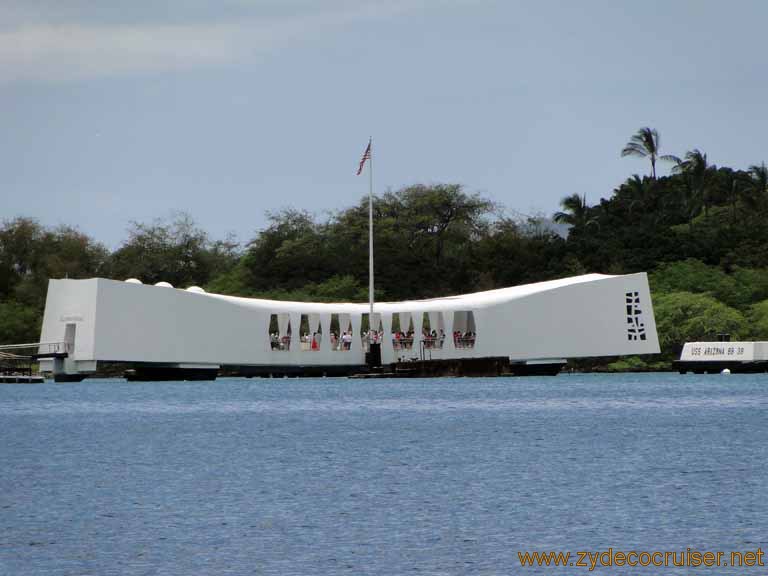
[{"left": 2, "top": 128, "right": 768, "bottom": 372}]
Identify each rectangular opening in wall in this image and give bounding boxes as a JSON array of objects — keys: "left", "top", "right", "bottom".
[
  {"left": 269, "top": 313, "right": 292, "bottom": 351},
  {"left": 452, "top": 310, "right": 476, "bottom": 349},
  {"left": 300, "top": 313, "right": 322, "bottom": 351},
  {"left": 360, "top": 313, "right": 381, "bottom": 352},
  {"left": 421, "top": 312, "right": 445, "bottom": 349},
  {"left": 331, "top": 313, "right": 352, "bottom": 351},
  {"left": 391, "top": 313, "right": 414, "bottom": 351}
]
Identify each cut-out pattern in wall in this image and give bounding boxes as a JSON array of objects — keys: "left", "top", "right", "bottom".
[
  {"left": 300, "top": 313, "right": 322, "bottom": 351},
  {"left": 269, "top": 313, "right": 292, "bottom": 351},
  {"left": 422, "top": 312, "right": 445, "bottom": 349},
  {"left": 331, "top": 313, "right": 352, "bottom": 351},
  {"left": 453, "top": 310, "right": 476, "bottom": 348},
  {"left": 360, "top": 313, "right": 382, "bottom": 351},
  {"left": 626, "top": 291, "right": 647, "bottom": 341},
  {"left": 391, "top": 312, "right": 414, "bottom": 350}
]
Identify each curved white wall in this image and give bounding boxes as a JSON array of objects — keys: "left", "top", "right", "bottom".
[{"left": 39, "top": 272, "right": 660, "bottom": 369}]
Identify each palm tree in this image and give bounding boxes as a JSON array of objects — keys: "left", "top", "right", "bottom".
[
  {"left": 669, "top": 149, "right": 710, "bottom": 223},
  {"left": 623, "top": 174, "right": 651, "bottom": 215},
  {"left": 621, "top": 127, "right": 665, "bottom": 179},
  {"left": 745, "top": 162, "right": 768, "bottom": 213},
  {"left": 669, "top": 149, "right": 708, "bottom": 179},
  {"left": 727, "top": 178, "right": 739, "bottom": 225},
  {"left": 553, "top": 193, "right": 599, "bottom": 229}
]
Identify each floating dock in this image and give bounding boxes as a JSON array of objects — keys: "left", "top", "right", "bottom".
[
  {"left": 0, "top": 345, "right": 52, "bottom": 383},
  {"left": 0, "top": 375, "right": 45, "bottom": 384}
]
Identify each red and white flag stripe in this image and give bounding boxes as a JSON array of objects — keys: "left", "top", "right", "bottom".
[{"left": 356, "top": 139, "right": 371, "bottom": 175}]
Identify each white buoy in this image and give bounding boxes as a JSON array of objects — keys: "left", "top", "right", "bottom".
[
  {"left": 125, "top": 278, "right": 143, "bottom": 284},
  {"left": 154, "top": 281, "right": 173, "bottom": 288},
  {"left": 721, "top": 368, "right": 731, "bottom": 375},
  {"left": 186, "top": 286, "right": 206, "bottom": 293}
]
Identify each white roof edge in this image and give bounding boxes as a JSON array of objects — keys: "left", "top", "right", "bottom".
[
  {"left": 200, "top": 272, "right": 624, "bottom": 312},
  {"left": 68, "top": 273, "right": 640, "bottom": 313}
]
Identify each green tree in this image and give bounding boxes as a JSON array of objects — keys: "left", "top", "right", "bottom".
[
  {"left": 623, "top": 174, "right": 652, "bottom": 215},
  {"left": 238, "top": 209, "right": 329, "bottom": 293},
  {"left": 747, "top": 299, "right": 768, "bottom": 340},
  {"left": 239, "top": 184, "right": 496, "bottom": 301},
  {"left": 653, "top": 291, "right": 747, "bottom": 358},
  {"left": 0, "top": 218, "right": 109, "bottom": 308},
  {"left": 476, "top": 217, "right": 568, "bottom": 287},
  {"left": 392, "top": 184, "right": 494, "bottom": 264},
  {"left": 0, "top": 217, "right": 45, "bottom": 298},
  {"left": 368, "top": 184, "right": 494, "bottom": 297},
  {"left": 553, "top": 194, "right": 598, "bottom": 229},
  {"left": 669, "top": 149, "right": 711, "bottom": 222},
  {"left": 621, "top": 127, "right": 665, "bottom": 179},
  {"left": 0, "top": 301, "right": 41, "bottom": 344},
  {"left": 743, "top": 162, "right": 768, "bottom": 213},
  {"left": 109, "top": 213, "right": 233, "bottom": 288},
  {"left": 649, "top": 259, "right": 750, "bottom": 309},
  {"left": 248, "top": 275, "right": 372, "bottom": 303}
]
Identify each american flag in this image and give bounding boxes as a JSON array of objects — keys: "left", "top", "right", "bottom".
[{"left": 356, "top": 139, "right": 371, "bottom": 175}]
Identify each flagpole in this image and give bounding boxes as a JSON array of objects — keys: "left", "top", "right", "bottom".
[{"left": 368, "top": 137, "right": 374, "bottom": 341}]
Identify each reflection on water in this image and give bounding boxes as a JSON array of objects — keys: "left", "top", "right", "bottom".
[{"left": 4, "top": 395, "right": 768, "bottom": 416}]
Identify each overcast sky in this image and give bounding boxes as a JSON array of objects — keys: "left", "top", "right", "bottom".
[{"left": 2, "top": 0, "right": 767, "bottom": 248}]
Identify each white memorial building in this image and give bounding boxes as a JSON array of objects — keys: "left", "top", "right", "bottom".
[{"left": 38, "top": 272, "right": 659, "bottom": 379}]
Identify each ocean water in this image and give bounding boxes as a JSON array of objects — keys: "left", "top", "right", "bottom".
[{"left": 1, "top": 373, "right": 767, "bottom": 575}]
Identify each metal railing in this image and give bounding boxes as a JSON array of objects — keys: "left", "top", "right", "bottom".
[
  {"left": 332, "top": 340, "right": 353, "bottom": 351},
  {"left": 267, "top": 335, "right": 476, "bottom": 354},
  {"left": 269, "top": 338, "right": 292, "bottom": 351},
  {"left": 0, "top": 341, "right": 71, "bottom": 356},
  {"left": 420, "top": 336, "right": 445, "bottom": 350},
  {"left": 392, "top": 337, "right": 414, "bottom": 350},
  {"left": 271, "top": 337, "right": 355, "bottom": 352},
  {"left": 359, "top": 336, "right": 473, "bottom": 353}
]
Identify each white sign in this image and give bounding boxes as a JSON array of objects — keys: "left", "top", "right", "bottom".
[{"left": 680, "top": 342, "right": 755, "bottom": 362}]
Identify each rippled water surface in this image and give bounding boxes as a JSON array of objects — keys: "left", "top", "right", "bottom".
[{"left": 2, "top": 373, "right": 767, "bottom": 575}]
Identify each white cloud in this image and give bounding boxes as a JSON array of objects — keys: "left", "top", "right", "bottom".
[
  {"left": 0, "top": 1, "right": 432, "bottom": 82},
  {"left": 0, "top": 23, "right": 246, "bottom": 80}
]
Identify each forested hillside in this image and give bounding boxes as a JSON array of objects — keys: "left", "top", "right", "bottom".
[{"left": 3, "top": 128, "right": 767, "bottom": 369}]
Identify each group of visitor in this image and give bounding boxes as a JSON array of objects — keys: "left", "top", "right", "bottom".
[
  {"left": 389, "top": 329, "right": 447, "bottom": 349},
  {"left": 330, "top": 331, "right": 354, "bottom": 351},
  {"left": 454, "top": 330, "right": 476, "bottom": 348},
  {"left": 271, "top": 327, "right": 476, "bottom": 351},
  {"left": 362, "top": 330, "right": 384, "bottom": 343},
  {"left": 421, "top": 329, "right": 445, "bottom": 349},
  {"left": 270, "top": 330, "right": 367, "bottom": 351},
  {"left": 269, "top": 332, "right": 291, "bottom": 351},
  {"left": 302, "top": 331, "right": 355, "bottom": 351}
]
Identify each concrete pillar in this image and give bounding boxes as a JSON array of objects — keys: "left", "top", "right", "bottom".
[
  {"left": 444, "top": 311, "right": 455, "bottom": 355},
  {"left": 320, "top": 314, "right": 332, "bottom": 353},
  {"left": 412, "top": 310, "right": 423, "bottom": 355},
  {"left": 381, "top": 313, "right": 393, "bottom": 364},
  {"left": 289, "top": 312, "right": 301, "bottom": 352},
  {"left": 350, "top": 313, "right": 363, "bottom": 357}
]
